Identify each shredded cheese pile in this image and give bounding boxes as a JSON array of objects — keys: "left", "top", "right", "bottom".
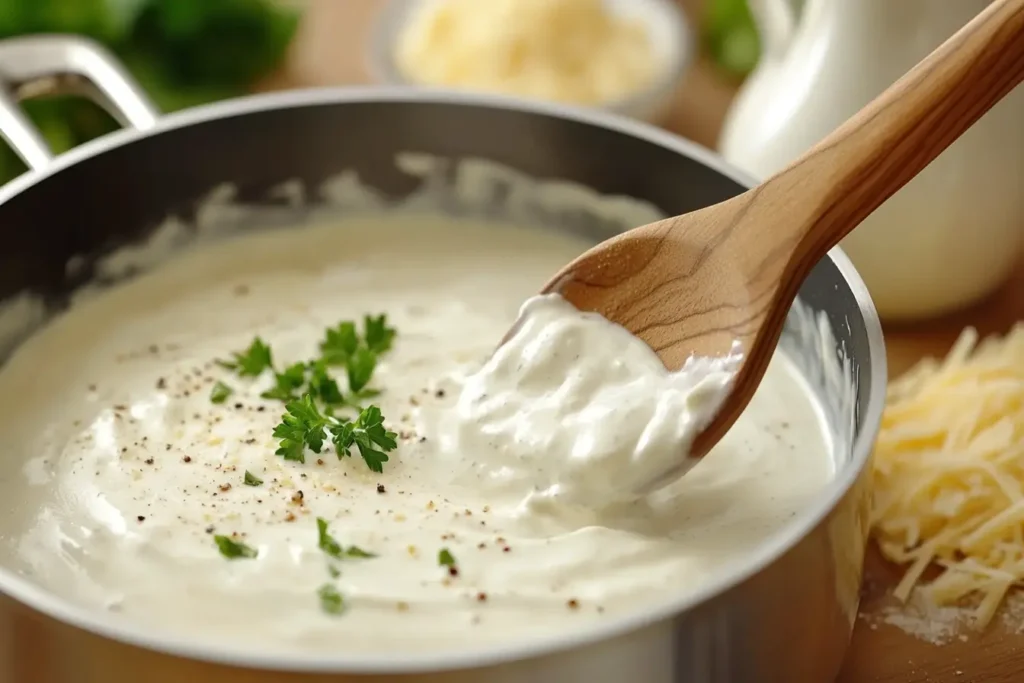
[
  {"left": 872, "top": 323, "right": 1024, "bottom": 627},
  {"left": 394, "top": 0, "right": 659, "bottom": 105}
]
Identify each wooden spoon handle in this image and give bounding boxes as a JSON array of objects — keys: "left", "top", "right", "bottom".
[
  {"left": 684, "top": 0, "right": 1024, "bottom": 457},
  {"left": 764, "top": 0, "right": 1024, "bottom": 276}
]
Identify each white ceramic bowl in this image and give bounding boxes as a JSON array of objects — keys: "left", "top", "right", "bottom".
[{"left": 365, "top": 0, "right": 693, "bottom": 124}]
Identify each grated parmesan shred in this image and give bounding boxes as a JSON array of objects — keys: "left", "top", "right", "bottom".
[{"left": 871, "top": 322, "right": 1024, "bottom": 629}]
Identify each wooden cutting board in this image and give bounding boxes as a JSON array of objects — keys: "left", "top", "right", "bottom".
[
  {"left": 278, "top": 2, "right": 1024, "bottom": 680},
  {"left": 838, "top": 263, "right": 1024, "bottom": 683}
]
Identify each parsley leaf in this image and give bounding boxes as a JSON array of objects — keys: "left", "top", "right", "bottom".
[
  {"left": 243, "top": 316, "right": 399, "bottom": 471},
  {"left": 345, "top": 546, "right": 376, "bottom": 558},
  {"left": 329, "top": 405, "right": 397, "bottom": 473},
  {"left": 320, "top": 321, "right": 359, "bottom": 366},
  {"left": 308, "top": 361, "right": 345, "bottom": 406},
  {"left": 316, "top": 517, "right": 344, "bottom": 559},
  {"left": 261, "top": 362, "right": 307, "bottom": 401},
  {"left": 319, "top": 314, "right": 396, "bottom": 395},
  {"left": 364, "top": 314, "right": 396, "bottom": 354},
  {"left": 217, "top": 337, "right": 273, "bottom": 377},
  {"left": 318, "top": 583, "right": 345, "bottom": 615},
  {"left": 327, "top": 405, "right": 395, "bottom": 475},
  {"left": 243, "top": 470, "right": 263, "bottom": 486},
  {"left": 346, "top": 347, "right": 377, "bottom": 394},
  {"left": 272, "top": 394, "right": 328, "bottom": 463},
  {"left": 214, "top": 535, "right": 258, "bottom": 559},
  {"left": 274, "top": 396, "right": 396, "bottom": 472},
  {"left": 438, "top": 548, "right": 457, "bottom": 568},
  {"left": 210, "top": 380, "right": 233, "bottom": 404}
]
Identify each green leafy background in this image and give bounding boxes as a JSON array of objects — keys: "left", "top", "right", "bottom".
[
  {"left": 0, "top": 0, "right": 298, "bottom": 183},
  {"left": 0, "top": 0, "right": 764, "bottom": 184}
]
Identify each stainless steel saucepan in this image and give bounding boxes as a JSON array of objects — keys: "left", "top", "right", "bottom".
[{"left": 0, "top": 35, "right": 885, "bottom": 683}]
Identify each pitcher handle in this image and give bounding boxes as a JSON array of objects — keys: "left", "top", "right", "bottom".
[
  {"left": 747, "top": 0, "right": 798, "bottom": 59},
  {"left": 0, "top": 34, "right": 159, "bottom": 171}
]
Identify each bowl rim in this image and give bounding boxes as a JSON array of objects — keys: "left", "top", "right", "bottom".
[
  {"left": 364, "top": 0, "right": 695, "bottom": 116},
  {"left": 0, "top": 86, "right": 888, "bottom": 675}
]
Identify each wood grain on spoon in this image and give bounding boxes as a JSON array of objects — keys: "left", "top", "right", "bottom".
[{"left": 541, "top": 0, "right": 1024, "bottom": 461}]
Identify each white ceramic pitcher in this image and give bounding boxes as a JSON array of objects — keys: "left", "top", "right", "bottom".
[{"left": 718, "top": 0, "right": 1024, "bottom": 321}]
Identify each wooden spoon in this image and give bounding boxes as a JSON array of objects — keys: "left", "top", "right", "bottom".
[{"left": 538, "top": 0, "right": 1024, "bottom": 477}]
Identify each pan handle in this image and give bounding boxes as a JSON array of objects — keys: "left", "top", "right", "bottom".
[{"left": 0, "top": 34, "right": 159, "bottom": 171}]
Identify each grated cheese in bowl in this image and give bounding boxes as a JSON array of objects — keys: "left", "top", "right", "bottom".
[{"left": 369, "top": 0, "right": 691, "bottom": 122}]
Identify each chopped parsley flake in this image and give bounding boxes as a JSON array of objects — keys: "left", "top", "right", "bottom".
[
  {"left": 243, "top": 470, "right": 263, "bottom": 486},
  {"left": 317, "top": 517, "right": 377, "bottom": 560},
  {"left": 217, "top": 337, "right": 273, "bottom": 377},
  {"left": 214, "top": 535, "right": 257, "bottom": 559},
  {"left": 438, "top": 548, "right": 457, "bottom": 568},
  {"left": 209, "top": 380, "right": 233, "bottom": 404},
  {"left": 327, "top": 564, "right": 341, "bottom": 579},
  {"left": 316, "top": 517, "right": 344, "bottom": 559},
  {"left": 318, "top": 583, "right": 345, "bottom": 615}
]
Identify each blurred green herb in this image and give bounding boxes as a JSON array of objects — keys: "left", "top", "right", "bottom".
[
  {"left": 317, "top": 583, "right": 344, "bottom": 615},
  {"left": 703, "top": 0, "right": 761, "bottom": 78},
  {"left": 0, "top": 0, "right": 299, "bottom": 182},
  {"left": 214, "top": 534, "right": 258, "bottom": 560},
  {"left": 210, "top": 380, "right": 233, "bottom": 404}
]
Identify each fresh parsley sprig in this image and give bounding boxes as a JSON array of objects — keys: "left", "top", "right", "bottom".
[
  {"left": 215, "top": 314, "right": 396, "bottom": 408},
  {"left": 364, "top": 314, "right": 396, "bottom": 355},
  {"left": 330, "top": 405, "right": 397, "bottom": 474},
  {"left": 307, "top": 361, "right": 345, "bottom": 407},
  {"left": 256, "top": 360, "right": 349, "bottom": 407},
  {"left": 320, "top": 321, "right": 359, "bottom": 366},
  {"left": 212, "top": 315, "right": 399, "bottom": 472},
  {"left": 320, "top": 314, "right": 396, "bottom": 368},
  {"left": 273, "top": 394, "right": 328, "bottom": 463},
  {"left": 260, "top": 361, "right": 307, "bottom": 402},
  {"left": 273, "top": 394, "right": 397, "bottom": 472},
  {"left": 345, "top": 348, "right": 378, "bottom": 397}
]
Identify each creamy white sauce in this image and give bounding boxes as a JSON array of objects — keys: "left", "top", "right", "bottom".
[
  {"left": 449, "top": 294, "right": 737, "bottom": 510},
  {"left": 0, "top": 215, "right": 833, "bottom": 656}
]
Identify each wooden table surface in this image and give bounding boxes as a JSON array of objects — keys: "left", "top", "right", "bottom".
[{"left": 279, "top": 1, "right": 1024, "bottom": 680}]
